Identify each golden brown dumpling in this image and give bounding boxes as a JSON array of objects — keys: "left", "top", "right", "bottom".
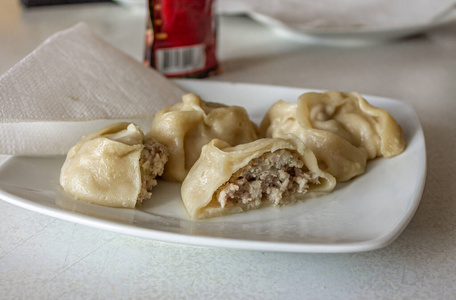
[
  {"left": 148, "top": 93, "right": 259, "bottom": 182},
  {"left": 60, "top": 122, "right": 168, "bottom": 208},
  {"left": 181, "top": 137, "right": 336, "bottom": 219}
]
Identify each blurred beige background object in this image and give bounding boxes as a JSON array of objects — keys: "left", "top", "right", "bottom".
[{"left": 219, "top": 0, "right": 456, "bottom": 29}]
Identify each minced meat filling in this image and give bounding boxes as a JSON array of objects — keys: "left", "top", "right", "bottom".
[
  {"left": 137, "top": 138, "right": 168, "bottom": 205},
  {"left": 215, "top": 150, "right": 320, "bottom": 210}
]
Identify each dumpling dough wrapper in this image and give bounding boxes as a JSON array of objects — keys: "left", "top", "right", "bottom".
[
  {"left": 181, "top": 137, "right": 336, "bottom": 219},
  {"left": 148, "top": 93, "right": 259, "bottom": 182},
  {"left": 297, "top": 91, "right": 406, "bottom": 159},
  {"left": 261, "top": 91, "right": 405, "bottom": 182},
  {"left": 60, "top": 122, "right": 168, "bottom": 208}
]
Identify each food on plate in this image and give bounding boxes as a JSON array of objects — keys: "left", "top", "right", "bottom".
[
  {"left": 147, "top": 93, "right": 259, "bottom": 182},
  {"left": 261, "top": 91, "right": 406, "bottom": 181},
  {"left": 181, "top": 137, "right": 336, "bottom": 219},
  {"left": 58, "top": 88, "right": 406, "bottom": 220},
  {"left": 298, "top": 91, "right": 406, "bottom": 159},
  {"left": 261, "top": 100, "right": 367, "bottom": 182},
  {"left": 59, "top": 122, "right": 168, "bottom": 208}
]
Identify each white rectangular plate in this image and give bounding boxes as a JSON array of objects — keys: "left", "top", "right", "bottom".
[{"left": 0, "top": 80, "right": 426, "bottom": 253}]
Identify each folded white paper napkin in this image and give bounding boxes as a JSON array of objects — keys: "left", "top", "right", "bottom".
[
  {"left": 219, "top": 0, "right": 456, "bottom": 30},
  {"left": 0, "top": 23, "right": 185, "bottom": 155}
]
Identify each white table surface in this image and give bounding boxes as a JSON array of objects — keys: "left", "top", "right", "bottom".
[{"left": 1, "top": 1, "right": 456, "bottom": 299}]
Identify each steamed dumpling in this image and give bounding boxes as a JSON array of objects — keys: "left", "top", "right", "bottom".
[
  {"left": 60, "top": 122, "right": 168, "bottom": 208},
  {"left": 148, "top": 93, "right": 259, "bottom": 182},
  {"left": 261, "top": 100, "right": 368, "bottom": 182},
  {"left": 181, "top": 137, "right": 336, "bottom": 219},
  {"left": 261, "top": 91, "right": 406, "bottom": 181},
  {"left": 297, "top": 91, "right": 406, "bottom": 159}
]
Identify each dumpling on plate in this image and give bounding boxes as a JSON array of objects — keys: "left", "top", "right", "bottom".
[
  {"left": 181, "top": 137, "right": 336, "bottom": 219},
  {"left": 147, "top": 93, "right": 259, "bottom": 182},
  {"left": 261, "top": 91, "right": 406, "bottom": 181},
  {"left": 60, "top": 122, "right": 168, "bottom": 208},
  {"left": 261, "top": 100, "right": 368, "bottom": 182},
  {"left": 297, "top": 91, "right": 406, "bottom": 159}
]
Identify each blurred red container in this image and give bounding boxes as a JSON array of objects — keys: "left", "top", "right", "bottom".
[{"left": 144, "top": 0, "right": 219, "bottom": 78}]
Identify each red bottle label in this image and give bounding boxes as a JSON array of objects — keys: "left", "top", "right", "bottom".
[{"left": 144, "top": 0, "right": 219, "bottom": 78}]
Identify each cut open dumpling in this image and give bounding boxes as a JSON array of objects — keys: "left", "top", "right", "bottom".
[
  {"left": 181, "top": 137, "right": 336, "bottom": 219},
  {"left": 60, "top": 122, "right": 168, "bottom": 208},
  {"left": 148, "top": 93, "right": 259, "bottom": 182}
]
